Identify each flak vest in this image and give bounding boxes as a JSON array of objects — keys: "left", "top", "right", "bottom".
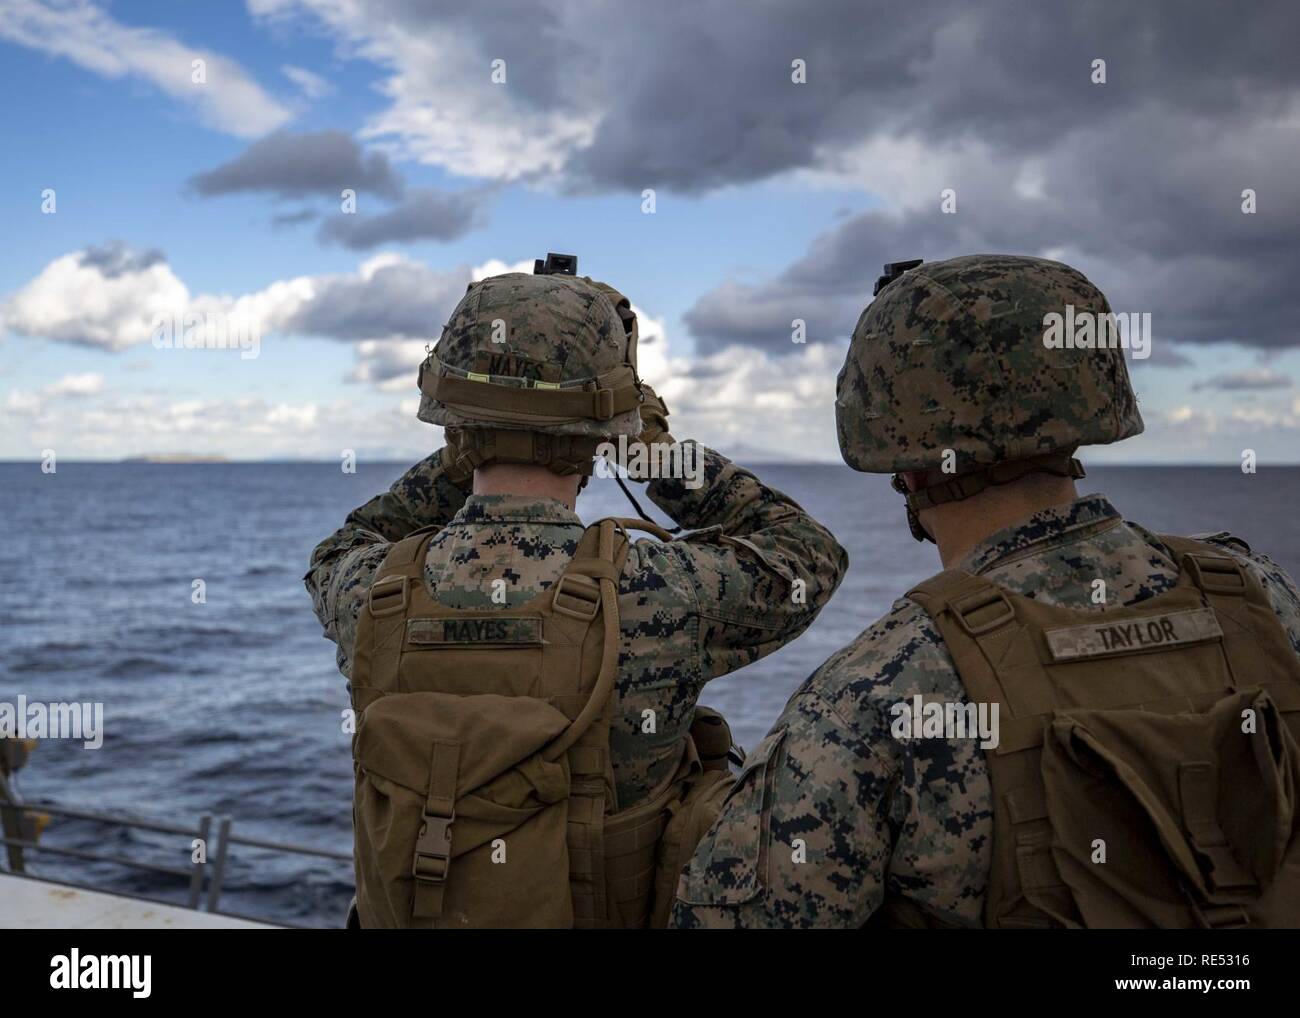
[
  {"left": 348, "top": 517, "right": 735, "bottom": 928},
  {"left": 895, "top": 535, "right": 1300, "bottom": 929}
]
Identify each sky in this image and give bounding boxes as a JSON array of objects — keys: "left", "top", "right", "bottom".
[{"left": 0, "top": 0, "right": 1297, "bottom": 464}]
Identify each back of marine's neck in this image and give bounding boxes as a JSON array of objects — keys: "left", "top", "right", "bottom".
[
  {"left": 930, "top": 479, "right": 1080, "bottom": 568},
  {"left": 472, "top": 465, "right": 579, "bottom": 510}
]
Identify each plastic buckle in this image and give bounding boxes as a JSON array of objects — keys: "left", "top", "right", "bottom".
[
  {"left": 594, "top": 388, "right": 614, "bottom": 420},
  {"left": 950, "top": 589, "right": 1015, "bottom": 636},
  {"left": 553, "top": 573, "right": 601, "bottom": 621},
  {"left": 369, "top": 575, "right": 409, "bottom": 617},
  {"left": 1184, "top": 553, "right": 1247, "bottom": 596},
  {"left": 412, "top": 811, "right": 454, "bottom": 882}
]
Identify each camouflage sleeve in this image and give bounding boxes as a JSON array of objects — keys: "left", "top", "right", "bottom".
[
  {"left": 645, "top": 441, "right": 848, "bottom": 680},
  {"left": 672, "top": 597, "right": 995, "bottom": 929},
  {"left": 1202, "top": 533, "right": 1300, "bottom": 655},
  {"left": 303, "top": 448, "right": 470, "bottom": 679},
  {"left": 669, "top": 687, "right": 890, "bottom": 928}
]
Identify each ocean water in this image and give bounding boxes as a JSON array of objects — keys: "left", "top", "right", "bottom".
[{"left": 2, "top": 460, "right": 1298, "bottom": 927}]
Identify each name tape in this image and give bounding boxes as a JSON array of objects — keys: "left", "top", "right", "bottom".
[
  {"left": 408, "top": 617, "right": 543, "bottom": 646},
  {"left": 1044, "top": 607, "right": 1223, "bottom": 662}
]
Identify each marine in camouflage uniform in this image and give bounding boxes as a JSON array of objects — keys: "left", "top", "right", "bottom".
[
  {"left": 672, "top": 254, "right": 1300, "bottom": 928},
  {"left": 304, "top": 270, "right": 847, "bottom": 811}
]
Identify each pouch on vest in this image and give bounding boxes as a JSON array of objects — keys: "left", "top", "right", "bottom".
[
  {"left": 1042, "top": 687, "right": 1300, "bottom": 928},
  {"left": 908, "top": 534, "right": 1300, "bottom": 929}
]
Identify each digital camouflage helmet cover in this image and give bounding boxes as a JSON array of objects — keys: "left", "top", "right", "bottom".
[
  {"left": 418, "top": 258, "right": 644, "bottom": 478},
  {"left": 835, "top": 254, "right": 1144, "bottom": 540}
]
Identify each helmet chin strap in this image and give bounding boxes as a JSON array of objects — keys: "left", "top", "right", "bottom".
[{"left": 892, "top": 450, "right": 1086, "bottom": 544}]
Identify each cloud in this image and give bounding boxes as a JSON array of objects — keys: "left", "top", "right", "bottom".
[
  {"left": 1193, "top": 368, "right": 1292, "bottom": 391},
  {"left": 348, "top": 338, "right": 428, "bottom": 389},
  {"left": 0, "top": 244, "right": 473, "bottom": 351},
  {"left": 1166, "top": 404, "right": 1218, "bottom": 435},
  {"left": 270, "top": 208, "right": 319, "bottom": 228},
  {"left": 279, "top": 254, "right": 468, "bottom": 340},
  {"left": 242, "top": 0, "right": 1300, "bottom": 361},
  {"left": 189, "top": 130, "right": 403, "bottom": 199},
  {"left": 1, "top": 244, "right": 190, "bottom": 351},
  {"left": 0, "top": 294, "right": 846, "bottom": 464},
  {"left": 1, "top": 387, "right": 427, "bottom": 460},
  {"left": 683, "top": 102, "right": 1300, "bottom": 356},
  {"left": 246, "top": 1, "right": 1299, "bottom": 190},
  {"left": 247, "top": 0, "right": 603, "bottom": 181},
  {"left": 78, "top": 241, "right": 166, "bottom": 279},
  {"left": 45, "top": 372, "right": 104, "bottom": 396},
  {"left": 281, "top": 63, "right": 332, "bottom": 99},
  {"left": 0, "top": 0, "right": 291, "bottom": 137},
  {"left": 317, "top": 187, "right": 491, "bottom": 248}
]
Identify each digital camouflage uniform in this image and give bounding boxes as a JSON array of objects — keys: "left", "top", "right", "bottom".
[
  {"left": 671, "top": 495, "right": 1300, "bottom": 927},
  {"left": 672, "top": 253, "right": 1300, "bottom": 928},
  {"left": 305, "top": 442, "right": 847, "bottom": 810}
]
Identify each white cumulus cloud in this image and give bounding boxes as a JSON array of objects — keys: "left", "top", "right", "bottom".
[{"left": 0, "top": 0, "right": 292, "bottom": 137}]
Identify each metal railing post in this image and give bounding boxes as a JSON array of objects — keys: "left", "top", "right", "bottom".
[
  {"left": 187, "top": 814, "right": 212, "bottom": 910},
  {"left": 206, "top": 816, "right": 232, "bottom": 913}
]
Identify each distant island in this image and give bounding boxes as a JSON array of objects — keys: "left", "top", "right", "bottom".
[{"left": 120, "top": 454, "right": 230, "bottom": 463}]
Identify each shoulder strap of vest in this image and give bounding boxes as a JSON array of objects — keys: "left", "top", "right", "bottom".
[
  {"left": 907, "top": 569, "right": 1023, "bottom": 714},
  {"left": 1156, "top": 534, "right": 1273, "bottom": 689},
  {"left": 906, "top": 568, "right": 1079, "bottom": 926},
  {"left": 545, "top": 518, "right": 629, "bottom": 929},
  {"left": 544, "top": 518, "right": 628, "bottom": 761},
  {"left": 365, "top": 525, "right": 443, "bottom": 620}
]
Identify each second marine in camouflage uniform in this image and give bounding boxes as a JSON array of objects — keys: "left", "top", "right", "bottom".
[{"left": 673, "top": 254, "right": 1300, "bottom": 928}]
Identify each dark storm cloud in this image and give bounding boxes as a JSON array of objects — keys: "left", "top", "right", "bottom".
[
  {"left": 283, "top": 259, "right": 466, "bottom": 341},
  {"left": 677, "top": 1, "right": 1300, "bottom": 355},
  {"left": 78, "top": 241, "right": 165, "bottom": 278},
  {"left": 317, "top": 188, "right": 490, "bottom": 249},
  {"left": 293, "top": 0, "right": 1299, "bottom": 356},
  {"left": 337, "top": 1, "right": 1296, "bottom": 192},
  {"left": 685, "top": 96, "right": 1300, "bottom": 357},
  {"left": 189, "top": 130, "right": 403, "bottom": 199}
]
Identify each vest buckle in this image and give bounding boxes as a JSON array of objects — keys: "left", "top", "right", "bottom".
[
  {"left": 554, "top": 573, "right": 602, "bottom": 621},
  {"left": 950, "top": 588, "right": 1016, "bottom": 636},
  {"left": 1182, "top": 553, "right": 1248, "bottom": 596},
  {"left": 369, "top": 574, "right": 409, "bottom": 617}
]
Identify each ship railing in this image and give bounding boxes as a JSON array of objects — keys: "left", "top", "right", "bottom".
[{"left": 0, "top": 798, "right": 351, "bottom": 927}]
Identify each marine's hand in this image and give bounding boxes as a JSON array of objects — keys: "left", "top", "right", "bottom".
[{"left": 638, "top": 383, "right": 672, "bottom": 447}]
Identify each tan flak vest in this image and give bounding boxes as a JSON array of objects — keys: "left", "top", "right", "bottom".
[
  {"left": 900, "top": 535, "right": 1300, "bottom": 929},
  {"left": 348, "top": 517, "right": 734, "bottom": 929}
]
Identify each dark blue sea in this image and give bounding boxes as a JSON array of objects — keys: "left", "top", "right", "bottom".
[{"left": 2, "top": 461, "right": 1298, "bottom": 926}]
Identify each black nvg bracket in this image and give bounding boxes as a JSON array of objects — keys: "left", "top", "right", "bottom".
[
  {"left": 534, "top": 252, "right": 578, "bottom": 276},
  {"left": 873, "top": 258, "right": 923, "bottom": 296}
]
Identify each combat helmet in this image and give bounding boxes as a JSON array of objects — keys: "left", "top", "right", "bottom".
[
  {"left": 418, "top": 253, "right": 644, "bottom": 480},
  {"left": 835, "top": 253, "right": 1144, "bottom": 541}
]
